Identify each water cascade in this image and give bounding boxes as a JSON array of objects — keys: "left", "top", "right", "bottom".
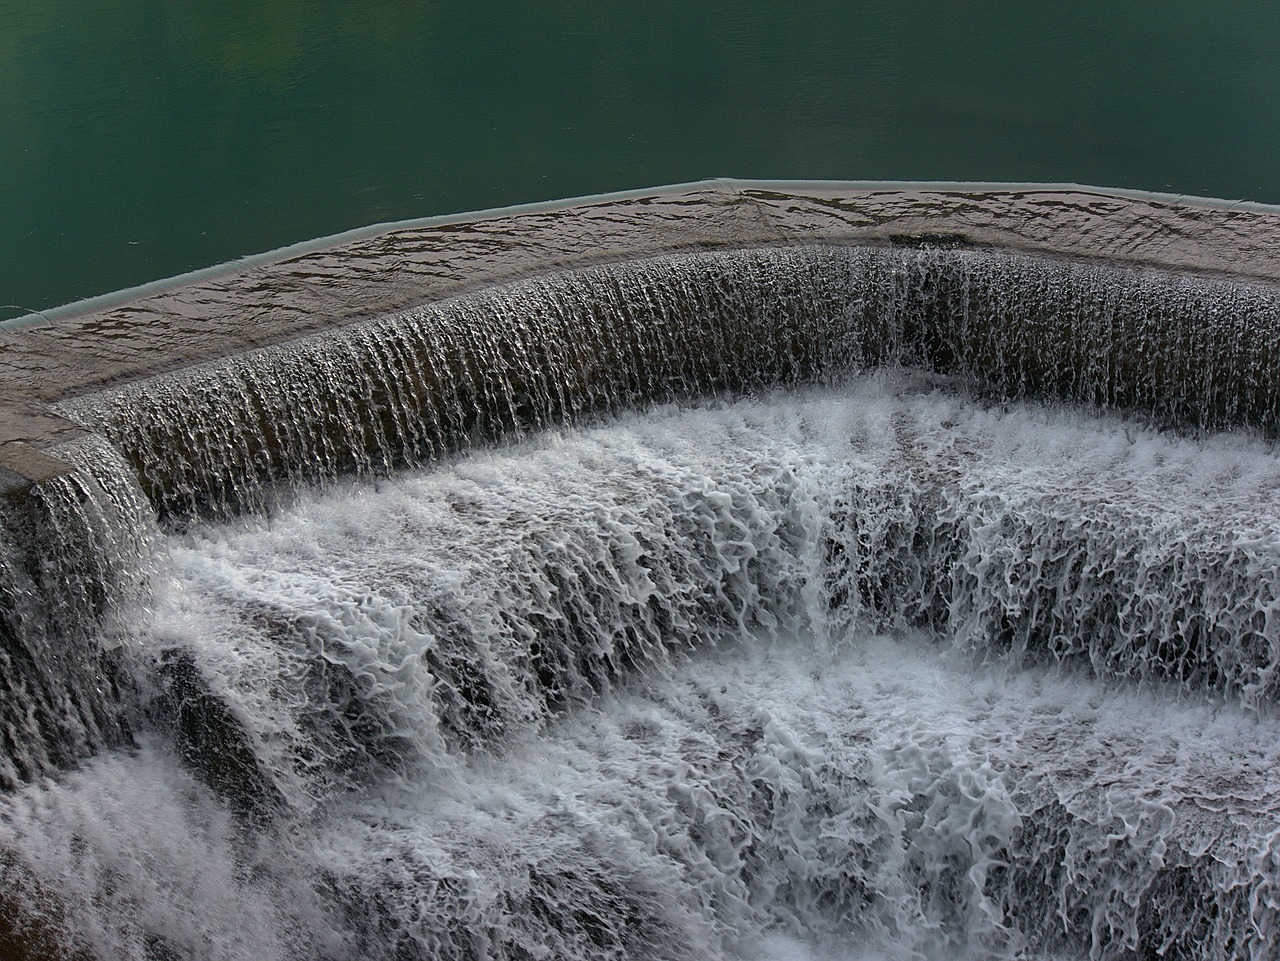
[
  {"left": 1, "top": 183, "right": 1279, "bottom": 960},
  {"left": 63, "top": 245, "right": 1280, "bottom": 518}
]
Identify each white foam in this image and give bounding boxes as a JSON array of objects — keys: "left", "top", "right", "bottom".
[{"left": 4, "top": 377, "right": 1279, "bottom": 959}]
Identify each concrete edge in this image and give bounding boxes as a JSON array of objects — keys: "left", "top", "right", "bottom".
[{"left": 6, "top": 178, "right": 1280, "bottom": 333}]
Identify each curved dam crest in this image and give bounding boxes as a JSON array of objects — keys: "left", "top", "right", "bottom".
[
  {"left": 1, "top": 182, "right": 1280, "bottom": 961},
  {"left": 3, "top": 179, "right": 1280, "bottom": 476}
]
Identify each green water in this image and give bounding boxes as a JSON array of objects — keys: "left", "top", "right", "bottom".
[{"left": 3, "top": 1, "right": 1279, "bottom": 318}]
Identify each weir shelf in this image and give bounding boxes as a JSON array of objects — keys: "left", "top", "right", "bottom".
[{"left": 3, "top": 179, "right": 1280, "bottom": 494}]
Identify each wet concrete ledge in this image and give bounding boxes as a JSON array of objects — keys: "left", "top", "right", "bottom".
[{"left": 2, "top": 178, "right": 1280, "bottom": 491}]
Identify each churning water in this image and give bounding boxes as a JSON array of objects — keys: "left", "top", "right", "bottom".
[{"left": 1, "top": 246, "right": 1279, "bottom": 960}]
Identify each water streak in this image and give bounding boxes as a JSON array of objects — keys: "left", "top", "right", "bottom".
[
  {"left": 0, "top": 437, "right": 156, "bottom": 790},
  {"left": 59, "top": 246, "right": 1280, "bottom": 520}
]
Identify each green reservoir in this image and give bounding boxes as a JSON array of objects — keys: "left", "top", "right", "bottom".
[{"left": 3, "top": 1, "right": 1279, "bottom": 317}]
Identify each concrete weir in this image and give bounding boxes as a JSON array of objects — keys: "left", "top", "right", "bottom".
[
  {"left": 3, "top": 181, "right": 1280, "bottom": 960},
  {"left": 3, "top": 179, "right": 1280, "bottom": 500}
]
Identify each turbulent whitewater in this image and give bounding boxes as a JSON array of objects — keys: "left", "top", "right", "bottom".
[{"left": 1, "top": 242, "right": 1280, "bottom": 961}]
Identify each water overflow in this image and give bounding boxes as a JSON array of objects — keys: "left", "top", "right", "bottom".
[{"left": 1, "top": 184, "right": 1279, "bottom": 960}]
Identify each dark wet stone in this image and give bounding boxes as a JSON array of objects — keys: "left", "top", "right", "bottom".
[
  {"left": 151, "top": 649, "right": 286, "bottom": 825},
  {"left": 0, "top": 857, "right": 91, "bottom": 961}
]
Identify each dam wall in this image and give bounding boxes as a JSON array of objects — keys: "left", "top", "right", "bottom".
[
  {"left": 2, "top": 181, "right": 1278, "bottom": 788},
  {"left": 2, "top": 182, "right": 1280, "bottom": 960},
  {"left": 4, "top": 179, "right": 1280, "bottom": 483},
  {"left": 0, "top": 180, "right": 1274, "bottom": 511}
]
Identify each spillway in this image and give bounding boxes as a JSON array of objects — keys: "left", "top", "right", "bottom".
[{"left": 1, "top": 182, "right": 1279, "bottom": 961}]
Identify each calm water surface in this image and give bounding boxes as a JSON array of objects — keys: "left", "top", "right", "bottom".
[{"left": 3, "top": 0, "right": 1279, "bottom": 316}]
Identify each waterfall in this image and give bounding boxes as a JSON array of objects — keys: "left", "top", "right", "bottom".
[
  {"left": 1, "top": 239, "right": 1279, "bottom": 960},
  {"left": 0, "top": 437, "right": 155, "bottom": 791},
  {"left": 59, "top": 246, "right": 1280, "bottom": 520}
]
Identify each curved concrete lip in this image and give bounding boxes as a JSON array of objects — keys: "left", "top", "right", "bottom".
[
  {"left": 2, "top": 178, "right": 1279, "bottom": 486},
  {"left": 6, "top": 178, "right": 1280, "bottom": 334}
]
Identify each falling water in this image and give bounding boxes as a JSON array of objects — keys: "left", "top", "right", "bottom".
[
  {"left": 1, "top": 245, "right": 1279, "bottom": 960},
  {"left": 64, "top": 246, "right": 1280, "bottom": 519},
  {"left": 0, "top": 437, "right": 154, "bottom": 791}
]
